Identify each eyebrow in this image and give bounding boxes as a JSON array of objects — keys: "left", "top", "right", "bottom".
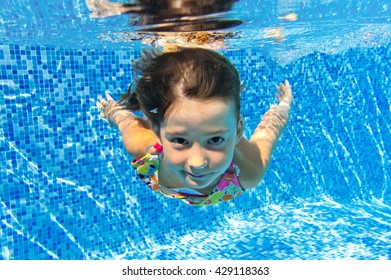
[{"left": 165, "top": 128, "right": 230, "bottom": 136}]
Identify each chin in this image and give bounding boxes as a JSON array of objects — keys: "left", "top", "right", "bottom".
[{"left": 184, "top": 173, "right": 218, "bottom": 190}]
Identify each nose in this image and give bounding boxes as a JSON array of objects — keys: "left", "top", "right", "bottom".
[{"left": 187, "top": 144, "right": 208, "bottom": 171}]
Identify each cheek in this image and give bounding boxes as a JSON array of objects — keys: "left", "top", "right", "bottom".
[
  {"left": 213, "top": 142, "right": 236, "bottom": 167},
  {"left": 207, "top": 150, "right": 232, "bottom": 168},
  {"left": 162, "top": 146, "right": 187, "bottom": 166}
]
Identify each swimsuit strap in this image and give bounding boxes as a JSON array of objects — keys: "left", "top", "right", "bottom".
[
  {"left": 153, "top": 143, "right": 163, "bottom": 154},
  {"left": 144, "top": 142, "right": 163, "bottom": 154},
  {"left": 192, "top": 162, "right": 244, "bottom": 206}
]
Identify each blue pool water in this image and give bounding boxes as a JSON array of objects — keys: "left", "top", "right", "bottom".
[{"left": 1, "top": 0, "right": 391, "bottom": 260}]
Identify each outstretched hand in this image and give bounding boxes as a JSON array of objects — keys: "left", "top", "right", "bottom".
[
  {"left": 96, "top": 92, "right": 119, "bottom": 120},
  {"left": 96, "top": 92, "right": 126, "bottom": 127},
  {"left": 276, "top": 80, "right": 293, "bottom": 105}
]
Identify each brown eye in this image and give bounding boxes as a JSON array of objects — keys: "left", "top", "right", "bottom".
[
  {"left": 170, "top": 138, "right": 189, "bottom": 145},
  {"left": 208, "top": 137, "right": 225, "bottom": 145}
]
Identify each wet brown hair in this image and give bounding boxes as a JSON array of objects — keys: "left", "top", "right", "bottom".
[{"left": 119, "top": 47, "right": 241, "bottom": 130}]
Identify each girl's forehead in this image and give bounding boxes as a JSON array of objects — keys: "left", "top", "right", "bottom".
[
  {"left": 161, "top": 98, "right": 237, "bottom": 130},
  {"left": 167, "top": 98, "right": 234, "bottom": 118}
]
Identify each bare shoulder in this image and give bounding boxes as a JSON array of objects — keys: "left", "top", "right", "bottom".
[
  {"left": 233, "top": 137, "right": 267, "bottom": 190},
  {"left": 121, "top": 116, "right": 158, "bottom": 160}
]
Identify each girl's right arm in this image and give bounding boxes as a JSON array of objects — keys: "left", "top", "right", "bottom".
[{"left": 97, "top": 93, "right": 157, "bottom": 159}]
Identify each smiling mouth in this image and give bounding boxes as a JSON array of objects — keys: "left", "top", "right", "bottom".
[{"left": 185, "top": 172, "right": 208, "bottom": 179}]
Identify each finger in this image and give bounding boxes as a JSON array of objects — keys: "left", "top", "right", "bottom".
[
  {"left": 102, "top": 100, "right": 108, "bottom": 107},
  {"left": 276, "top": 84, "right": 283, "bottom": 94},
  {"left": 96, "top": 101, "right": 102, "bottom": 109},
  {"left": 284, "top": 80, "right": 291, "bottom": 92},
  {"left": 276, "top": 87, "right": 285, "bottom": 98},
  {"left": 99, "top": 112, "right": 107, "bottom": 119},
  {"left": 276, "top": 93, "right": 282, "bottom": 102},
  {"left": 105, "top": 92, "right": 114, "bottom": 101},
  {"left": 278, "top": 82, "right": 287, "bottom": 92},
  {"left": 98, "top": 96, "right": 108, "bottom": 105}
]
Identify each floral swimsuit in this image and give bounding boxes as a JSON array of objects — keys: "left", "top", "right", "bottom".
[{"left": 131, "top": 143, "right": 245, "bottom": 206}]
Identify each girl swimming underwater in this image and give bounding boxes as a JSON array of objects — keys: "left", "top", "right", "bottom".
[{"left": 97, "top": 48, "right": 293, "bottom": 206}]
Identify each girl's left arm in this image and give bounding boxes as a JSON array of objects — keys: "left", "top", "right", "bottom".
[{"left": 236, "top": 80, "right": 293, "bottom": 189}]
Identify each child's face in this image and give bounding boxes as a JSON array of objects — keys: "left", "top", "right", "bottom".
[{"left": 157, "top": 98, "right": 243, "bottom": 190}]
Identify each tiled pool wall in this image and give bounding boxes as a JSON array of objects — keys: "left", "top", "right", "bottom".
[{"left": 0, "top": 44, "right": 390, "bottom": 259}]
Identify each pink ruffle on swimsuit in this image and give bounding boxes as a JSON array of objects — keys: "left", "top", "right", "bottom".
[{"left": 131, "top": 143, "right": 245, "bottom": 206}]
